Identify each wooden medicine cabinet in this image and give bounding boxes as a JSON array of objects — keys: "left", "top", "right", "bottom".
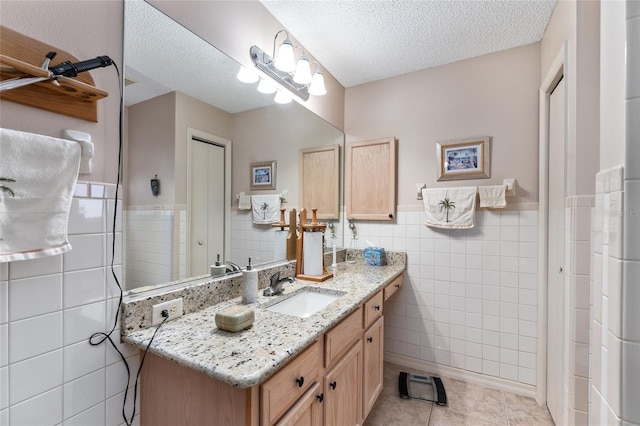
[
  {"left": 299, "top": 144, "right": 340, "bottom": 220},
  {"left": 345, "top": 137, "right": 397, "bottom": 221}
]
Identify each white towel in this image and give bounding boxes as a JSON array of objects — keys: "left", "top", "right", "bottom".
[
  {"left": 0, "top": 128, "right": 81, "bottom": 262},
  {"left": 238, "top": 194, "right": 251, "bottom": 210},
  {"left": 252, "top": 194, "right": 281, "bottom": 224},
  {"left": 478, "top": 185, "right": 507, "bottom": 208},
  {"left": 422, "top": 187, "right": 477, "bottom": 229}
]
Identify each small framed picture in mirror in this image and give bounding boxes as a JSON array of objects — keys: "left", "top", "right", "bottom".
[{"left": 250, "top": 160, "right": 277, "bottom": 190}]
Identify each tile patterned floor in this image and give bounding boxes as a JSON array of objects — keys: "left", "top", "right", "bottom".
[{"left": 364, "top": 362, "right": 555, "bottom": 426}]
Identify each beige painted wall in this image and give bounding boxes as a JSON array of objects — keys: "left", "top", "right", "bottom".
[
  {"left": 0, "top": 0, "right": 123, "bottom": 184},
  {"left": 126, "top": 91, "right": 233, "bottom": 206},
  {"left": 126, "top": 93, "right": 176, "bottom": 205},
  {"left": 540, "top": 0, "right": 600, "bottom": 197},
  {"left": 148, "top": 0, "right": 345, "bottom": 132},
  {"left": 600, "top": 0, "right": 627, "bottom": 168},
  {"left": 231, "top": 103, "right": 343, "bottom": 208},
  {"left": 174, "top": 91, "right": 233, "bottom": 205},
  {"left": 345, "top": 43, "right": 541, "bottom": 207}
]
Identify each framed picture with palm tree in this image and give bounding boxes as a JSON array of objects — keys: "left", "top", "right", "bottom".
[
  {"left": 436, "top": 136, "right": 490, "bottom": 181},
  {"left": 250, "top": 160, "right": 277, "bottom": 190}
]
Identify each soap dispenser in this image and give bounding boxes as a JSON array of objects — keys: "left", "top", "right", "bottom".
[
  {"left": 210, "top": 254, "right": 226, "bottom": 277},
  {"left": 242, "top": 257, "right": 258, "bottom": 304}
]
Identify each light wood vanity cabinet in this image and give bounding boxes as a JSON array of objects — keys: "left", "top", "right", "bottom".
[{"left": 140, "top": 274, "right": 405, "bottom": 426}]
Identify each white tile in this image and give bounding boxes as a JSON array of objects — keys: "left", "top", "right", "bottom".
[
  {"left": 8, "top": 255, "right": 62, "bottom": 280},
  {"left": 483, "top": 241, "right": 500, "bottom": 256},
  {"left": 63, "top": 369, "right": 105, "bottom": 420},
  {"left": 9, "top": 386, "right": 62, "bottom": 426},
  {"left": 501, "top": 256, "right": 519, "bottom": 273},
  {"left": 622, "top": 340, "right": 640, "bottom": 423},
  {"left": 68, "top": 198, "right": 105, "bottom": 235},
  {"left": 500, "top": 211, "right": 519, "bottom": 226},
  {"left": 64, "top": 234, "right": 106, "bottom": 272},
  {"left": 519, "top": 319, "right": 537, "bottom": 338},
  {"left": 519, "top": 226, "right": 538, "bottom": 242},
  {"left": 107, "top": 199, "right": 123, "bottom": 233},
  {"left": 106, "top": 389, "right": 139, "bottom": 426},
  {"left": 518, "top": 257, "right": 537, "bottom": 274},
  {"left": 500, "top": 226, "right": 518, "bottom": 242},
  {"left": 483, "top": 344, "right": 499, "bottom": 361},
  {"left": 519, "top": 335, "right": 537, "bottom": 354},
  {"left": 64, "top": 402, "right": 105, "bottom": 426},
  {"left": 64, "top": 268, "right": 105, "bottom": 308},
  {"left": 0, "top": 367, "right": 6, "bottom": 410},
  {"left": 519, "top": 210, "right": 538, "bottom": 227},
  {"left": 483, "top": 212, "right": 501, "bottom": 226},
  {"left": 623, "top": 260, "right": 640, "bottom": 341},
  {"left": 500, "top": 363, "right": 518, "bottom": 381},
  {"left": 572, "top": 376, "right": 589, "bottom": 412},
  {"left": 466, "top": 356, "right": 482, "bottom": 373},
  {"left": 0, "top": 408, "right": 6, "bottom": 426},
  {"left": 9, "top": 274, "right": 62, "bottom": 321},
  {"left": 9, "top": 350, "right": 63, "bottom": 405},
  {"left": 623, "top": 180, "right": 640, "bottom": 260},
  {"left": 0, "top": 282, "right": 6, "bottom": 325},
  {"left": 518, "top": 366, "right": 536, "bottom": 385},
  {"left": 0, "top": 325, "right": 5, "bottom": 367},
  {"left": 63, "top": 302, "right": 105, "bottom": 346},
  {"left": 627, "top": 17, "right": 640, "bottom": 99},
  {"left": 608, "top": 257, "right": 624, "bottom": 338},
  {"left": 608, "top": 332, "right": 623, "bottom": 418},
  {"left": 482, "top": 359, "right": 499, "bottom": 377},
  {"left": 629, "top": 0, "right": 640, "bottom": 19},
  {"left": 608, "top": 191, "right": 624, "bottom": 259},
  {"left": 9, "top": 312, "right": 62, "bottom": 363},
  {"left": 627, "top": 98, "right": 640, "bottom": 180},
  {"left": 483, "top": 255, "right": 500, "bottom": 271},
  {"left": 63, "top": 340, "right": 106, "bottom": 383}
]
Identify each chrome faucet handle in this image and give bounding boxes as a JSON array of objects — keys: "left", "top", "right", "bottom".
[{"left": 270, "top": 271, "right": 281, "bottom": 286}]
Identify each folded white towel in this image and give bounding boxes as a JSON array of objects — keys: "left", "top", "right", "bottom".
[
  {"left": 252, "top": 194, "right": 281, "bottom": 224},
  {"left": 238, "top": 194, "right": 251, "bottom": 210},
  {"left": 478, "top": 185, "right": 507, "bottom": 208},
  {"left": 422, "top": 187, "right": 478, "bottom": 229},
  {"left": 0, "top": 128, "right": 81, "bottom": 262}
]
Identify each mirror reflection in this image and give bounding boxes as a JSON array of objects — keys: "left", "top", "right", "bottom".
[{"left": 123, "top": 0, "right": 344, "bottom": 292}]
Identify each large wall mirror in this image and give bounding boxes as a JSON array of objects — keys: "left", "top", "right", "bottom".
[{"left": 123, "top": 0, "right": 344, "bottom": 292}]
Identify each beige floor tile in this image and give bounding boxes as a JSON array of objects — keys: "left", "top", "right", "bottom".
[
  {"left": 437, "top": 376, "right": 507, "bottom": 423},
  {"left": 429, "top": 405, "right": 504, "bottom": 426},
  {"left": 503, "top": 391, "right": 554, "bottom": 423}
]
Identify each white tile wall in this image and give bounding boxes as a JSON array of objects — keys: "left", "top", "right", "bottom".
[
  {"left": 2, "top": 182, "right": 139, "bottom": 426},
  {"left": 346, "top": 208, "right": 540, "bottom": 387}
]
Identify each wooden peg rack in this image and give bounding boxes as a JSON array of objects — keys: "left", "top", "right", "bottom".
[{"left": 0, "top": 26, "right": 108, "bottom": 122}]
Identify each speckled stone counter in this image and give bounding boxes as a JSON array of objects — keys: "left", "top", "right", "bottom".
[{"left": 122, "top": 252, "right": 406, "bottom": 389}]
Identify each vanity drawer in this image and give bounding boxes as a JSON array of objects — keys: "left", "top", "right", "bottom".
[
  {"left": 324, "top": 306, "right": 363, "bottom": 368},
  {"left": 363, "top": 290, "right": 383, "bottom": 329},
  {"left": 384, "top": 274, "right": 404, "bottom": 301},
  {"left": 260, "top": 339, "right": 322, "bottom": 426}
]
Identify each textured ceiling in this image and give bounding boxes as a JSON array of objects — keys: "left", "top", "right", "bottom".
[
  {"left": 124, "top": 0, "right": 274, "bottom": 112},
  {"left": 259, "top": 0, "right": 557, "bottom": 87}
]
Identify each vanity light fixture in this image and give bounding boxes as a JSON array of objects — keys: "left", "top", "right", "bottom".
[
  {"left": 236, "top": 65, "right": 259, "bottom": 83},
  {"left": 241, "top": 29, "right": 327, "bottom": 103}
]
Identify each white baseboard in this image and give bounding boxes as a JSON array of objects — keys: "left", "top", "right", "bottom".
[{"left": 384, "top": 352, "right": 537, "bottom": 399}]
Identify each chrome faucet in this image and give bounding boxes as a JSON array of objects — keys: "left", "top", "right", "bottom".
[{"left": 263, "top": 271, "right": 294, "bottom": 296}]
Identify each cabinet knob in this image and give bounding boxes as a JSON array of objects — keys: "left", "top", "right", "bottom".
[
  {"left": 329, "top": 381, "right": 337, "bottom": 390},
  {"left": 395, "top": 284, "right": 400, "bottom": 288},
  {"left": 295, "top": 376, "right": 304, "bottom": 387},
  {"left": 316, "top": 393, "right": 324, "bottom": 403},
  {"left": 374, "top": 305, "right": 380, "bottom": 311},
  {"left": 367, "top": 336, "right": 373, "bottom": 343},
  {"left": 388, "top": 213, "right": 393, "bottom": 219}
]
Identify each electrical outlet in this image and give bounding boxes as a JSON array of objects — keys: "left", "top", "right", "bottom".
[{"left": 151, "top": 298, "right": 183, "bottom": 325}]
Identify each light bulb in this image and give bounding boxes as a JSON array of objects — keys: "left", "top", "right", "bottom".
[
  {"left": 236, "top": 65, "right": 258, "bottom": 83},
  {"left": 274, "top": 89, "right": 293, "bottom": 104},
  {"left": 308, "top": 71, "right": 327, "bottom": 96},
  {"left": 257, "top": 78, "right": 277, "bottom": 94},
  {"left": 274, "top": 39, "right": 296, "bottom": 72},
  {"left": 293, "top": 56, "right": 312, "bottom": 85}
]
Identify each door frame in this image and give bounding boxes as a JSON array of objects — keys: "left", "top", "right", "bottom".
[
  {"left": 186, "top": 127, "right": 232, "bottom": 276},
  {"left": 537, "top": 41, "right": 568, "bottom": 406}
]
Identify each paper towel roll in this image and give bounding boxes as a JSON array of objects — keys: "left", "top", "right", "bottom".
[
  {"left": 273, "top": 230, "right": 287, "bottom": 261},
  {"left": 303, "top": 232, "right": 323, "bottom": 276}
]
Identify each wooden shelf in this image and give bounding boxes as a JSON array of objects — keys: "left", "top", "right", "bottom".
[{"left": 0, "top": 26, "right": 108, "bottom": 122}]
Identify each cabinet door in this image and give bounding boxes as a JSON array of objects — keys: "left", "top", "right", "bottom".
[
  {"left": 362, "top": 316, "right": 384, "bottom": 420},
  {"left": 345, "top": 137, "right": 396, "bottom": 221},
  {"left": 324, "top": 341, "right": 363, "bottom": 426},
  {"left": 275, "top": 382, "right": 323, "bottom": 426}
]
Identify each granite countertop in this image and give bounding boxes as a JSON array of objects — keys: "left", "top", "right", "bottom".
[{"left": 122, "top": 259, "right": 405, "bottom": 389}]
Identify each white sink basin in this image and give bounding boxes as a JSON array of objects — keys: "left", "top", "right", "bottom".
[{"left": 265, "top": 288, "right": 344, "bottom": 318}]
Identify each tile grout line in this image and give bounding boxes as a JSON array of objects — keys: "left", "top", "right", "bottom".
[{"left": 502, "top": 390, "right": 511, "bottom": 426}]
